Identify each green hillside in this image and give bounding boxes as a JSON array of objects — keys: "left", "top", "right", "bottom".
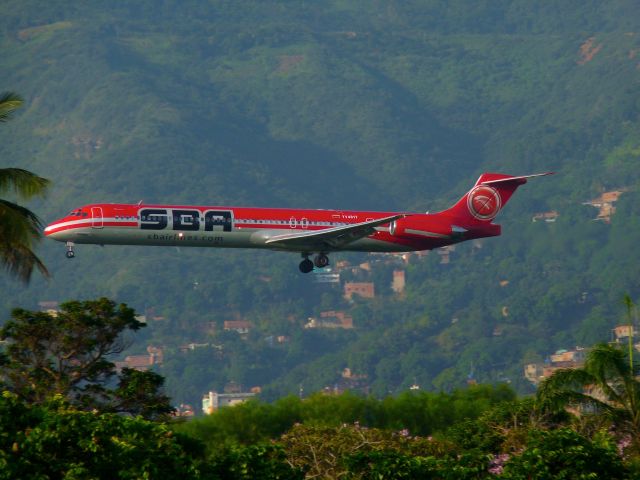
[{"left": 1, "top": 1, "right": 640, "bottom": 406}]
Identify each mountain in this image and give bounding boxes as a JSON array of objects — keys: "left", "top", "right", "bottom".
[{"left": 1, "top": 1, "right": 640, "bottom": 405}]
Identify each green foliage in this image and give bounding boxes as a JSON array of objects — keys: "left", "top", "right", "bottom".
[
  {"left": 207, "top": 444, "right": 304, "bottom": 480},
  {"left": 501, "top": 428, "right": 628, "bottom": 480},
  {"left": 2, "top": 0, "right": 640, "bottom": 408},
  {"left": 111, "top": 368, "right": 175, "bottom": 420},
  {"left": 0, "top": 298, "right": 142, "bottom": 403},
  {"left": 0, "top": 298, "right": 173, "bottom": 417},
  {"left": 0, "top": 391, "right": 203, "bottom": 480},
  {"left": 177, "top": 396, "right": 303, "bottom": 448},
  {"left": 178, "top": 385, "right": 514, "bottom": 460},
  {"left": 280, "top": 423, "right": 455, "bottom": 480},
  {"left": 0, "top": 92, "right": 23, "bottom": 123},
  {"left": 345, "top": 450, "right": 491, "bottom": 480},
  {"left": 447, "top": 397, "right": 570, "bottom": 454}
]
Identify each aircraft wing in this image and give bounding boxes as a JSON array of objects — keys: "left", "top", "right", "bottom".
[{"left": 263, "top": 213, "right": 405, "bottom": 250}]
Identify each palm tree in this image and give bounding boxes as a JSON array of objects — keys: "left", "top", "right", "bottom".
[
  {"left": 0, "top": 92, "right": 50, "bottom": 283},
  {"left": 536, "top": 343, "right": 640, "bottom": 440}
]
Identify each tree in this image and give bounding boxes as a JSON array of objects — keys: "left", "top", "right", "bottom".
[
  {"left": 501, "top": 428, "right": 628, "bottom": 480},
  {"left": 0, "top": 92, "right": 50, "bottom": 283},
  {"left": 0, "top": 298, "right": 172, "bottom": 416},
  {"left": 345, "top": 450, "right": 491, "bottom": 480},
  {"left": 111, "top": 367, "right": 175, "bottom": 420},
  {"left": 0, "top": 392, "right": 203, "bottom": 480},
  {"left": 279, "top": 423, "right": 455, "bottom": 479},
  {"left": 208, "top": 444, "right": 305, "bottom": 480},
  {"left": 537, "top": 343, "right": 640, "bottom": 444}
]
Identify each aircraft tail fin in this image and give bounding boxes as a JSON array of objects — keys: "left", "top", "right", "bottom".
[{"left": 441, "top": 172, "right": 553, "bottom": 227}]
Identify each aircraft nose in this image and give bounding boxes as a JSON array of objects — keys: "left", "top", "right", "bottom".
[{"left": 44, "top": 220, "right": 67, "bottom": 241}]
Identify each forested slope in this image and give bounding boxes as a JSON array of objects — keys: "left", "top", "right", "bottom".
[{"left": 1, "top": 1, "right": 639, "bottom": 404}]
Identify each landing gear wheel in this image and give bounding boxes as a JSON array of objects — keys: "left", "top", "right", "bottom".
[
  {"left": 65, "top": 241, "right": 75, "bottom": 259},
  {"left": 299, "top": 258, "right": 314, "bottom": 273},
  {"left": 314, "top": 254, "right": 329, "bottom": 268}
]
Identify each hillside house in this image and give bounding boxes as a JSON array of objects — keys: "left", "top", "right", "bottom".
[
  {"left": 583, "top": 190, "right": 625, "bottom": 222},
  {"left": 115, "top": 345, "right": 164, "bottom": 372},
  {"left": 223, "top": 320, "right": 253, "bottom": 334},
  {"left": 313, "top": 268, "right": 341, "bottom": 284},
  {"left": 612, "top": 325, "right": 638, "bottom": 341},
  {"left": 438, "top": 245, "right": 456, "bottom": 264},
  {"left": 202, "top": 391, "right": 256, "bottom": 414},
  {"left": 611, "top": 325, "right": 640, "bottom": 351},
  {"left": 179, "top": 342, "right": 211, "bottom": 352},
  {"left": 174, "top": 404, "right": 195, "bottom": 418},
  {"left": 305, "top": 311, "right": 354, "bottom": 329},
  {"left": 532, "top": 210, "right": 559, "bottom": 222},
  {"left": 391, "top": 270, "right": 406, "bottom": 294},
  {"left": 344, "top": 282, "right": 375, "bottom": 300}
]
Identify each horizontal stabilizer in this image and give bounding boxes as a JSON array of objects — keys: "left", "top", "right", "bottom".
[{"left": 481, "top": 172, "right": 554, "bottom": 186}]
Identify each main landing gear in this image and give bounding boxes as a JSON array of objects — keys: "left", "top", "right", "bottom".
[
  {"left": 65, "top": 242, "right": 75, "bottom": 259},
  {"left": 299, "top": 253, "right": 330, "bottom": 273}
]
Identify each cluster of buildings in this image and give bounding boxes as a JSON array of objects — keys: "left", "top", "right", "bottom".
[
  {"left": 524, "top": 347, "right": 587, "bottom": 385},
  {"left": 524, "top": 323, "right": 639, "bottom": 385},
  {"left": 531, "top": 188, "right": 626, "bottom": 225},
  {"left": 321, "top": 368, "right": 370, "bottom": 396},
  {"left": 532, "top": 188, "right": 626, "bottom": 224}
]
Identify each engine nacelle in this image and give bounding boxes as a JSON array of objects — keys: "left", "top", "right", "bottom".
[{"left": 389, "top": 217, "right": 454, "bottom": 239}]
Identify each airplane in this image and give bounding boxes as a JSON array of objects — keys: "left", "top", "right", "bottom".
[{"left": 45, "top": 172, "right": 552, "bottom": 273}]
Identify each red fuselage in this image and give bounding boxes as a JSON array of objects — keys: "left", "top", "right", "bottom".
[
  {"left": 44, "top": 173, "right": 550, "bottom": 271},
  {"left": 44, "top": 204, "right": 498, "bottom": 253}
]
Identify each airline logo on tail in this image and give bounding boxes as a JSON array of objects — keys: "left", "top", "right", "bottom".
[{"left": 467, "top": 185, "right": 501, "bottom": 220}]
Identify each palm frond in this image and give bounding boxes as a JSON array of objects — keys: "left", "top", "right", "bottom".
[
  {"left": 585, "top": 344, "right": 630, "bottom": 404},
  {"left": 0, "top": 199, "right": 43, "bottom": 245},
  {"left": 0, "top": 199, "right": 49, "bottom": 283},
  {"left": 0, "top": 242, "right": 49, "bottom": 283},
  {"left": 0, "top": 92, "right": 24, "bottom": 123},
  {"left": 536, "top": 367, "right": 627, "bottom": 422},
  {"left": 0, "top": 168, "right": 49, "bottom": 199},
  {"left": 537, "top": 368, "right": 596, "bottom": 409}
]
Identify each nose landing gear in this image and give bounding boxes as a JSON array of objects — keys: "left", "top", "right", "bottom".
[{"left": 65, "top": 242, "right": 75, "bottom": 259}]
